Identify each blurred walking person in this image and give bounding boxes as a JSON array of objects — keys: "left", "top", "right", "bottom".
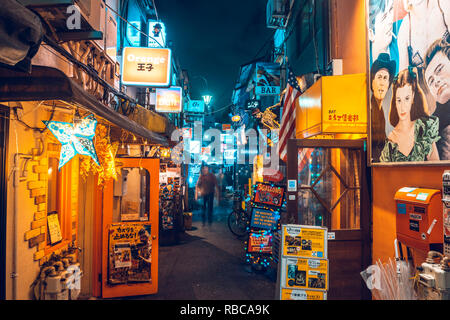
[{"left": 195, "top": 165, "right": 220, "bottom": 225}]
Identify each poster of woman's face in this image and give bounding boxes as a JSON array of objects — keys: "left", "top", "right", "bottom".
[{"left": 368, "top": 0, "right": 450, "bottom": 164}]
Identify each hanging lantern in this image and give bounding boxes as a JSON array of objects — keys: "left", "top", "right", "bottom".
[{"left": 43, "top": 114, "right": 99, "bottom": 170}]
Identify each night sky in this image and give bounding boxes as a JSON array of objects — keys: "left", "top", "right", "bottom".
[{"left": 154, "top": 0, "right": 273, "bottom": 120}]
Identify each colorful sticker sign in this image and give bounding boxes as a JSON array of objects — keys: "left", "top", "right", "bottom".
[
  {"left": 108, "top": 223, "right": 152, "bottom": 285},
  {"left": 250, "top": 208, "right": 280, "bottom": 230},
  {"left": 121, "top": 47, "right": 171, "bottom": 86},
  {"left": 282, "top": 258, "right": 328, "bottom": 291},
  {"left": 253, "top": 183, "right": 285, "bottom": 207},
  {"left": 247, "top": 231, "right": 273, "bottom": 254},
  {"left": 282, "top": 225, "right": 327, "bottom": 259},
  {"left": 281, "top": 288, "right": 326, "bottom": 300}
]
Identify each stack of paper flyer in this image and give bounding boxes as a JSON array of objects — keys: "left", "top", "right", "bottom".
[{"left": 276, "top": 224, "right": 329, "bottom": 300}]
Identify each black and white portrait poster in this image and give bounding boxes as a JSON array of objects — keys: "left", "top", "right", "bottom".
[{"left": 368, "top": 0, "right": 450, "bottom": 164}]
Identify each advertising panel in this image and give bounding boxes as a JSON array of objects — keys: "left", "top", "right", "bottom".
[
  {"left": 108, "top": 223, "right": 152, "bottom": 285},
  {"left": 281, "top": 258, "right": 329, "bottom": 291},
  {"left": 367, "top": 0, "right": 450, "bottom": 164},
  {"left": 255, "top": 62, "right": 281, "bottom": 95},
  {"left": 252, "top": 183, "right": 285, "bottom": 207},
  {"left": 247, "top": 230, "right": 273, "bottom": 254},
  {"left": 155, "top": 87, "right": 183, "bottom": 113},
  {"left": 122, "top": 47, "right": 171, "bottom": 86},
  {"left": 148, "top": 21, "right": 166, "bottom": 48},
  {"left": 186, "top": 100, "right": 205, "bottom": 113},
  {"left": 281, "top": 225, "right": 327, "bottom": 259},
  {"left": 280, "top": 288, "right": 326, "bottom": 300},
  {"left": 250, "top": 207, "right": 280, "bottom": 230}
]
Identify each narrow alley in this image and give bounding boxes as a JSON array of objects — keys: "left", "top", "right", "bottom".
[{"left": 133, "top": 204, "right": 276, "bottom": 300}]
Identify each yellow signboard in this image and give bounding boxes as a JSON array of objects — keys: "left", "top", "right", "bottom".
[
  {"left": 281, "top": 288, "right": 326, "bottom": 300},
  {"left": 296, "top": 73, "right": 367, "bottom": 139},
  {"left": 282, "top": 225, "right": 327, "bottom": 259},
  {"left": 121, "top": 47, "right": 171, "bottom": 86},
  {"left": 282, "top": 258, "right": 328, "bottom": 291},
  {"left": 155, "top": 87, "right": 183, "bottom": 113}
]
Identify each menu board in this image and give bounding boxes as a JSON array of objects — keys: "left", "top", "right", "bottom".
[
  {"left": 280, "top": 288, "right": 326, "bottom": 301},
  {"left": 47, "top": 212, "right": 62, "bottom": 245},
  {"left": 250, "top": 207, "right": 280, "bottom": 230},
  {"left": 282, "top": 225, "right": 327, "bottom": 259},
  {"left": 281, "top": 258, "right": 328, "bottom": 291},
  {"left": 247, "top": 231, "right": 273, "bottom": 254},
  {"left": 252, "top": 183, "right": 285, "bottom": 207}
]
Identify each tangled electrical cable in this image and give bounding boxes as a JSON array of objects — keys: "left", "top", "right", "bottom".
[{"left": 12, "top": 102, "right": 56, "bottom": 133}]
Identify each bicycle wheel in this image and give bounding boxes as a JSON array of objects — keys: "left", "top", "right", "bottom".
[{"left": 228, "top": 210, "right": 248, "bottom": 237}]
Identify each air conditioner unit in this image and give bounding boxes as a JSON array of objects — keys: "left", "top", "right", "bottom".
[{"left": 266, "top": 0, "right": 289, "bottom": 29}]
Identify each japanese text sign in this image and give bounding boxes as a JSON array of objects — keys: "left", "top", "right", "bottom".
[{"left": 122, "top": 47, "right": 171, "bottom": 86}]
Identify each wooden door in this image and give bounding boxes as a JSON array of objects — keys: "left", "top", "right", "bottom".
[
  {"left": 287, "top": 139, "right": 371, "bottom": 300},
  {"left": 101, "top": 158, "right": 160, "bottom": 298}
]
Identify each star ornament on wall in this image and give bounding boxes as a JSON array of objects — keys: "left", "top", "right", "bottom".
[{"left": 43, "top": 114, "right": 100, "bottom": 170}]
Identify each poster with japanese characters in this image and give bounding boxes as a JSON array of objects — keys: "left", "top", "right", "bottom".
[
  {"left": 367, "top": 0, "right": 450, "bottom": 164},
  {"left": 108, "top": 223, "right": 152, "bottom": 285},
  {"left": 282, "top": 225, "right": 327, "bottom": 259},
  {"left": 247, "top": 230, "right": 273, "bottom": 254},
  {"left": 281, "top": 258, "right": 329, "bottom": 291},
  {"left": 281, "top": 288, "right": 326, "bottom": 300},
  {"left": 121, "top": 47, "right": 172, "bottom": 87}
]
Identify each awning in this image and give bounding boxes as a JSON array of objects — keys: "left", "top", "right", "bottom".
[
  {"left": 0, "top": 65, "right": 169, "bottom": 146},
  {"left": 0, "top": 0, "right": 44, "bottom": 72}
]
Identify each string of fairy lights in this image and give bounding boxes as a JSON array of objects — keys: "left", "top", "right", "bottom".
[{"left": 244, "top": 182, "right": 286, "bottom": 268}]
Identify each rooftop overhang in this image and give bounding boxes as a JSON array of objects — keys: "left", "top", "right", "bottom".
[{"left": 0, "top": 65, "right": 169, "bottom": 146}]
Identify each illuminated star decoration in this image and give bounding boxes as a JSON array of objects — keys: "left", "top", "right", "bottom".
[{"left": 43, "top": 114, "right": 100, "bottom": 170}]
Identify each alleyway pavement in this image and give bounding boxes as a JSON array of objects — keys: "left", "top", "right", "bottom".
[{"left": 135, "top": 201, "right": 276, "bottom": 300}]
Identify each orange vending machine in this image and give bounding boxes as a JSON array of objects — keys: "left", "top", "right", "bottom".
[{"left": 394, "top": 187, "right": 443, "bottom": 253}]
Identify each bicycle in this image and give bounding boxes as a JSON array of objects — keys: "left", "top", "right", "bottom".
[{"left": 227, "top": 191, "right": 251, "bottom": 237}]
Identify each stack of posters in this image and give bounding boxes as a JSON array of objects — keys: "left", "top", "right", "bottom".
[{"left": 277, "top": 224, "right": 328, "bottom": 300}]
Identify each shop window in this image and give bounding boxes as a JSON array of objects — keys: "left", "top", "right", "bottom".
[
  {"left": 297, "top": 147, "right": 361, "bottom": 230},
  {"left": 47, "top": 157, "right": 61, "bottom": 246},
  {"left": 112, "top": 168, "right": 150, "bottom": 222},
  {"left": 45, "top": 144, "right": 72, "bottom": 251}
]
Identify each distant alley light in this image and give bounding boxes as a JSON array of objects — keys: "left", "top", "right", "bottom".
[{"left": 202, "top": 95, "right": 212, "bottom": 105}]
